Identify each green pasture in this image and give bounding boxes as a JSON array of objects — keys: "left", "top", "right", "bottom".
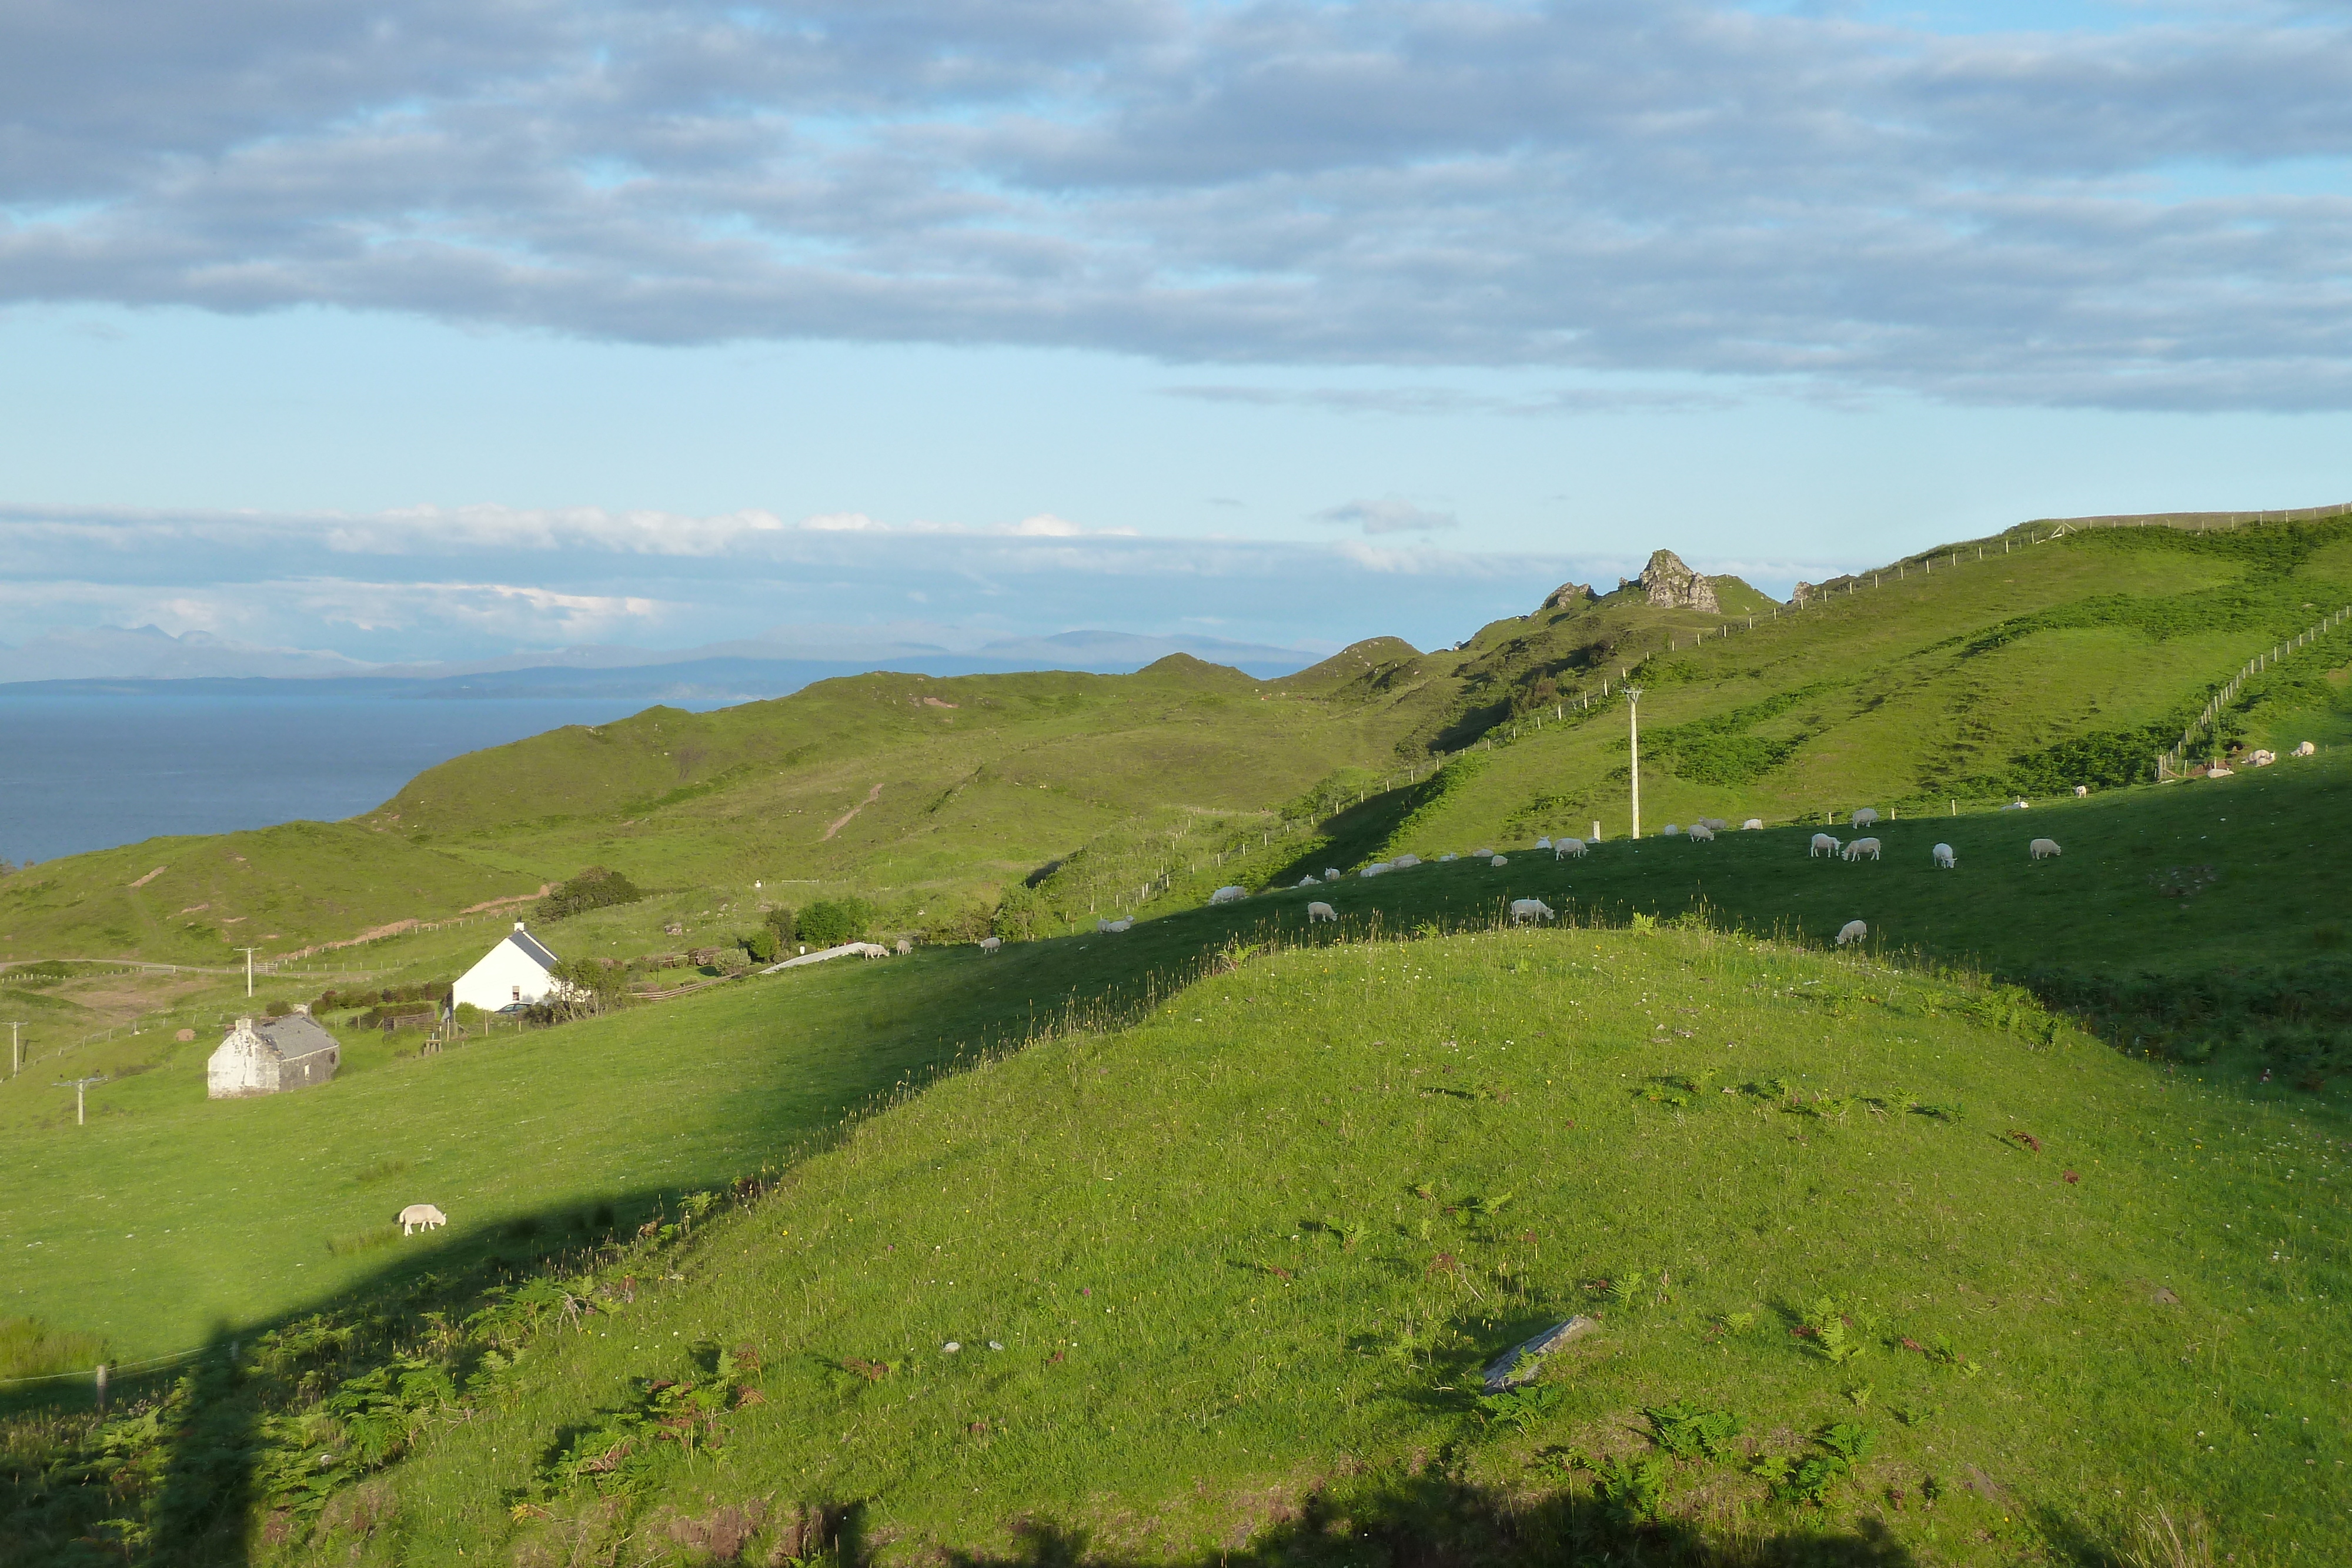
[{"left": 292, "top": 925, "right": 2348, "bottom": 1564}]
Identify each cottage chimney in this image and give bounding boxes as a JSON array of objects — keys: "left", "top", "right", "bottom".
[
  {"left": 515, "top": 920, "right": 527, "bottom": 931},
  {"left": 235, "top": 1015, "right": 254, "bottom": 1032},
  {"left": 292, "top": 1002, "right": 310, "bottom": 1015}
]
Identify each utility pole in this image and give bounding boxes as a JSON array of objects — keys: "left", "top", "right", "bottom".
[
  {"left": 59, "top": 1074, "right": 104, "bottom": 1126},
  {"left": 5, "top": 1021, "right": 24, "bottom": 1078},
  {"left": 1624, "top": 686, "right": 1645, "bottom": 840},
  {"left": 235, "top": 947, "right": 259, "bottom": 998}
]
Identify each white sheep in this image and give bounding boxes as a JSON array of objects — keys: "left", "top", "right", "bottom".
[
  {"left": 1850, "top": 808, "right": 1880, "bottom": 829},
  {"left": 398, "top": 1203, "right": 447, "bottom": 1235},
  {"left": 1298, "top": 875, "right": 1319, "bottom": 887},
  {"left": 978, "top": 936, "right": 1003, "bottom": 952},
  {"left": 2029, "top": 838, "right": 2062, "bottom": 861},
  {"left": 1489, "top": 855, "right": 1509, "bottom": 867},
  {"left": 2074, "top": 783, "right": 2092, "bottom": 795},
  {"left": 1842, "top": 837, "right": 1881, "bottom": 861},
  {"left": 2206, "top": 764, "right": 2234, "bottom": 778},
  {"left": 1307, "top": 901, "right": 1338, "bottom": 923},
  {"left": 1932, "top": 842, "right": 1955, "bottom": 869},
  {"left": 1699, "top": 817, "right": 1729, "bottom": 832},
  {"left": 1535, "top": 837, "right": 1552, "bottom": 850},
  {"left": 2246, "top": 751, "right": 2276, "bottom": 768},
  {"left": 1096, "top": 917, "right": 1134, "bottom": 934},
  {"left": 1325, "top": 867, "right": 1344, "bottom": 880},
  {"left": 1662, "top": 823, "right": 1682, "bottom": 836},
  {"left": 1393, "top": 853, "right": 1421, "bottom": 868},
  {"left": 2002, "top": 798, "right": 2031, "bottom": 810},
  {"left": 1209, "top": 885, "right": 1248, "bottom": 904},
  {"left": 1686, "top": 823, "right": 1716, "bottom": 842},
  {"left": 1509, "top": 898, "right": 1556, "bottom": 924},
  {"left": 1553, "top": 838, "right": 1587, "bottom": 860},
  {"left": 2295, "top": 740, "right": 2317, "bottom": 756},
  {"left": 1360, "top": 862, "right": 1392, "bottom": 878},
  {"left": 1438, "top": 852, "right": 1459, "bottom": 862},
  {"left": 1835, "top": 920, "right": 1867, "bottom": 947},
  {"left": 1810, "top": 833, "right": 1840, "bottom": 858},
  {"left": 1743, "top": 818, "right": 1763, "bottom": 830},
  {"left": 1472, "top": 847, "right": 1495, "bottom": 858}
]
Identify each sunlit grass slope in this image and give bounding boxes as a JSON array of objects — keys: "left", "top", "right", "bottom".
[{"left": 346, "top": 925, "right": 2349, "bottom": 1566}]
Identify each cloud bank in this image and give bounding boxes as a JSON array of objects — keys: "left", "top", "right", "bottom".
[{"left": 4, "top": 1, "right": 2351, "bottom": 407}]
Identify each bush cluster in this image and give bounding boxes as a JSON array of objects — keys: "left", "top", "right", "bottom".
[
  {"left": 797, "top": 897, "right": 876, "bottom": 948},
  {"left": 536, "top": 866, "right": 643, "bottom": 922}
]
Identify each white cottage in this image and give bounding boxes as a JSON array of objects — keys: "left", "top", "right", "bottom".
[
  {"left": 208, "top": 1012, "right": 340, "bottom": 1099},
  {"left": 452, "top": 921, "right": 566, "bottom": 1012}
]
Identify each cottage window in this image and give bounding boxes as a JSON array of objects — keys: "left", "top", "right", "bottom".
[{"left": 512, "top": 985, "right": 522, "bottom": 1001}]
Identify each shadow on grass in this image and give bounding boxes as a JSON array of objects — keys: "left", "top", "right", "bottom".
[{"left": 941, "top": 1475, "right": 1921, "bottom": 1567}]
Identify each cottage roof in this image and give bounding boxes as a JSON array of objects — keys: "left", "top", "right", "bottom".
[
  {"left": 505, "top": 925, "right": 559, "bottom": 969},
  {"left": 252, "top": 1014, "right": 339, "bottom": 1062}
]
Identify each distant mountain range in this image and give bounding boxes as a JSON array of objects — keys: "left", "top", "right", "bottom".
[{"left": 0, "top": 623, "right": 1327, "bottom": 699}]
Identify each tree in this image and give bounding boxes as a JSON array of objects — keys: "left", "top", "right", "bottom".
[
  {"left": 991, "top": 884, "right": 1046, "bottom": 942},
  {"left": 743, "top": 928, "right": 779, "bottom": 964},
  {"left": 764, "top": 906, "right": 797, "bottom": 945},
  {"left": 543, "top": 957, "right": 629, "bottom": 1020},
  {"left": 799, "top": 897, "right": 876, "bottom": 947}
]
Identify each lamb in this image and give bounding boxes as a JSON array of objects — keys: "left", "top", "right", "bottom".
[
  {"left": 1489, "top": 855, "right": 1509, "bottom": 867},
  {"left": 1096, "top": 917, "right": 1134, "bottom": 933},
  {"left": 1209, "top": 885, "right": 1248, "bottom": 904},
  {"left": 1535, "top": 837, "right": 1552, "bottom": 850},
  {"left": 1553, "top": 838, "right": 1587, "bottom": 860},
  {"left": 2295, "top": 740, "right": 2317, "bottom": 756},
  {"left": 1360, "top": 862, "right": 1392, "bottom": 878},
  {"left": 1308, "top": 901, "right": 1338, "bottom": 923},
  {"left": 1850, "top": 808, "right": 1880, "bottom": 829},
  {"left": 978, "top": 936, "right": 1003, "bottom": 952},
  {"left": 1842, "top": 837, "right": 1881, "bottom": 861},
  {"left": 1835, "top": 920, "right": 1867, "bottom": 947},
  {"left": 2029, "top": 838, "right": 2062, "bottom": 861},
  {"left": 1686, "top": 823, "right": 1716, "bottom": 842},
  {"left": 1509, "top": 898, "right": 1556, "bottom": 924},
  {"left": 398, "top": 1203, "right": 447, "bottom": 1235},
  {"left": 1393, "top": 853, "right": 1421, "bottom": 868},
  {"left": 1810, "top": 833, "right": 1840, "bottom": 858},
  {"left": 1742, "top": 818, "right": 1763, "bottom": 830},
  {"left": 2074, "top": 783, "right": 2091, "bottom": 795},
  {"left": 1932, "top": 843, "right": 1955, "bottom": 869}
]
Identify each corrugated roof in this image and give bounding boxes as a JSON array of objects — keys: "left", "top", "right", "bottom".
[{"left": 254, "top": 1014, "right": 339, "bottom": 1062}]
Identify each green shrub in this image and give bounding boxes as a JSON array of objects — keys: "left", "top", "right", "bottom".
[
  {"left": 799, "top": 897, "right": 876, "bottom": 948},
  {"left": 743, "top": 928, "right": 779, "bottom": 964},
  {"left": 537, "top": 867, "right": 643, "bottom": 922},
  {"left": 763, "top": 906, "right": 797, "bottom": 944}
]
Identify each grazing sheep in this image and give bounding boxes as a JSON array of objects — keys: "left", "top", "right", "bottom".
[
  {"left": 978, "top": 936, "right": 1003, "bottom": 952},
  {"left": 1835, "top": 920, "right": 1867, "bottom": 947},
  {"left": 1851, "top": 808, "right": 1880, "bottom": 829},
  {"left": 1209, "top": 885, "right": 1248, "bottom": 905},
  {"left": 398, "top": 1203, "right": 447, "bottom": 1235},
  {"left": 2029, "top": 838, "right": 2062, "bottom": 861},
  {"left": 2074, "top": 783, "right": 2091, "bottom": 795},
  {"left": 1810, "top": 833, "right": 1840, "bottom": 858},
  {"left": 1536, "top": 837, "right": 1552, "bottom": 850},
  {"left": 1439, "top": 852, "right": 1460, "bottom": 862},
  {"left": 1743, "top": 818, "right": 1763, "bottom": 830},
  {"left": 1553, "top": 838, "right": 1587, "bottom": 860},
  {"left": 2295, "top": 740, "right": 2317, "bottom": 756},
  {"left": 1298, "top": 875, "right": 1319, "bottom": 887},
  {"left": 1490, "top": 855, "right": 1509, "bottom": 867},
  {"left": 1509, "top": 898, "right": 1556, "bottom": 924},
  {"left": 1307, "top": 901, "right": 1338, "bottom": 923},
  {"left": 1361, "top": 862, "right": 1392, "bottom": 878},
  {"left": 1686, "top": 823, "right": 1716, "bottom": 842},
  {"left": 1700, "top": 817, "right": 1729, "bottom": 832},
  {"left": 1473, "top": 847, "right": 1495, "bottom": 858},
  {"left": 1842, "top": 837, "right": 1882, "bottom": 862},
  {"left": 1394, "top": 853, "right": 1421, "bottom": 868},
  {"left": 1325, "top": 867, "right": 1343, "bottom": 880},
  {"left": 1932, "top": 842, "right": 1956, "bottom": 869},
  {"left": 1662, "top": 823, "right": 1682, "bottom": 836}
]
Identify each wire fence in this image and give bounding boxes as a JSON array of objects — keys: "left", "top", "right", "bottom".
[
  {"left": 2160, "top": 604, "right": 2352, "bottom": 775},
  {"left": 0, "top": 1344, "right": 206, "bottom": 1395}
]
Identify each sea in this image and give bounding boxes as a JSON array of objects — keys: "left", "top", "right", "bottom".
[{"left": 0, "top": 693, "right": 708, "bottom": 865}]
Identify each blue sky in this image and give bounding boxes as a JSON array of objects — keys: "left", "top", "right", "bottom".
[{"left": 2, "top": 0, "right": 2348, "bottom": 665}]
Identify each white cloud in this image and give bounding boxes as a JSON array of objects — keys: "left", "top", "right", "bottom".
[
  {"left": 1317, "top": 499, "right": 1462, "bottom": 536},
  {"left": 1, "top": 2, "right": 2350, "bottom": 406}
]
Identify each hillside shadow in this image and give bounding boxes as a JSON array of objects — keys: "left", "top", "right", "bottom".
[{"left": 940, "top": 1474, "right": 1920, "bottom": 1567}]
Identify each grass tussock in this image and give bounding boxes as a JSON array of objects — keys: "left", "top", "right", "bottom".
[{"left": 0, "top": 1317, "right": 107, "bottom": 1381}]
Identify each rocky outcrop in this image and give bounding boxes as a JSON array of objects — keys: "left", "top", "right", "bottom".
[
  {"left": 1638, "top": 549, "right": 1719, "bottom": 613},
  {"left": 1541, "top": 581, "right": 1593, "bottom": 612},
  {"left": 1791, "top": 581, "right": 1815, "bottom": 607}
]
